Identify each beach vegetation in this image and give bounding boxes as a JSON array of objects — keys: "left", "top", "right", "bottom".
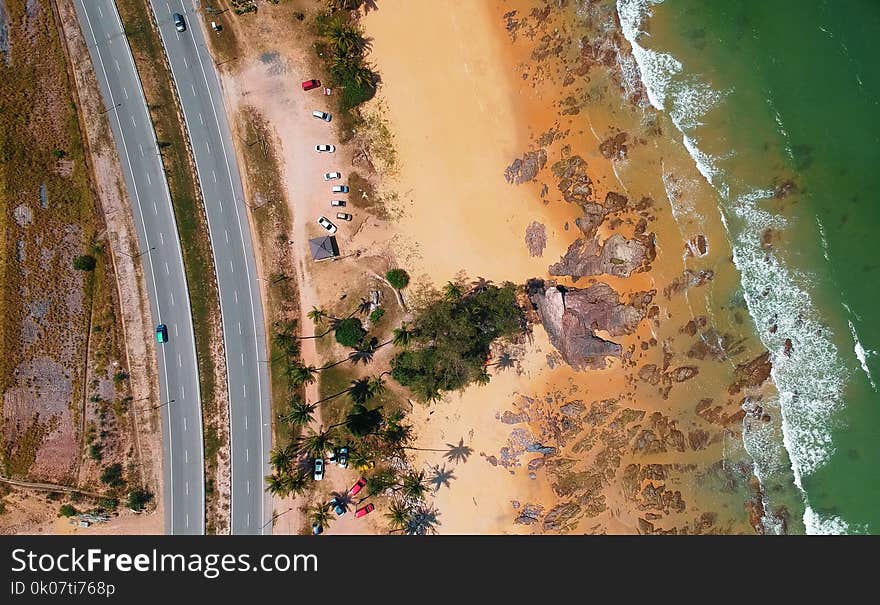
[
  {"left": 390, "top": 283, "right": 523, "bottom": 400},
  {"left": 385, "top": 269, "right": 410, "bottom": 289},
  {"left": 59, "top": 504, "right": 78, "bottom": 517},
  {"left": 315, "top": 11, "right": 378, "bottom": 113},
  {"left": 126, "top": 487, "right": 153, "bottom": 512},
  {"left": 369, "top": 307, "right": 385, "bottom": 324},
  {"left": 334, "top": 317, "right": 366, "bottom": 347},
  {"left": 73, "top": 255, "right": 97, "bottom": 271}
]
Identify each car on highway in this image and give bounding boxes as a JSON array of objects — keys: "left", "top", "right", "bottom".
[
  {"left": 355, "top": 503, "right": 375, "bottom": 518},
  {"left": 336, "top": 212, "right": 353, "bottom": 221},
  {"left": 312, "top": 110, "right": 332, "bottom": 122},
  {"left": 317, "top": 216, "right": 337, "bottom": 234},
  {"left": 315, "top": 144, "right": 335, "bottom": 153},
  {"left": 349, "top": 477, "right": 367, "bottom": 496},
  {"left": 302, "top": 79, "right": 321, "bottom": 91},
  {"left": 156, "top": 324, "right": 169, "bottom": 344},
  {"left": 337, "top": 446, "right": 349, "bottom": 468},
  {"left": 323, "top": 172, "right": 342, "bottom": 181},
  {"left": 329, "top": 496, "right": 346, "bottom": 516},
  {"left": 173, "top": 13, "right": 186, "bottom": 32},
  {"left": 331, "top": 185, "right": 349, "bottom": 194},
  {"left": 330, "top": 200, "right": 346, "bottom": 207},
  {"left": 313, "top": 458, "right": 324, "bottom": 481}
]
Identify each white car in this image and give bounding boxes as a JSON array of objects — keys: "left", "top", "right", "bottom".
[
  {"left": 331, "top": 185, "right": 349, "bottom": 194},
  {"left": 317, "top": 216, "right": 337, "bottom": 234},
  {"left": 336, "top": 212, "right": 353, "bottom": 221},
  {"left": 312, "top": 110, "right": 332, "bottom": 122},
  {"left": 330, "top": 200, "right": 346, "bottom": 207},
  {"left": 315, "top": 144, "right": 335, "bottom": 153},
  {"left": 313, "top": 458, "right": 324, "bottom": 481},
  {"left": 323, "top": 172, "right": 342, "bottom": 181}
]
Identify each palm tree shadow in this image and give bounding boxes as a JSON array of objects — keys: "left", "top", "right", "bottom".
[
  {"left": 428, "top": 464, "right": 456, "bottom": 492},
  {"left": 405, "top": 504, "right": 441, "bottom": 535},
  {"left": 444, "top": 438, "right": 473, "bottom": 465},
  {"left": 329, "top": 490, "right": 354, "bottom": 512}
]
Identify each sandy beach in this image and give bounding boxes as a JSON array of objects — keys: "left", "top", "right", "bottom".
[{"left": 207, "top": 0, "right": 778, "bottom": 535}]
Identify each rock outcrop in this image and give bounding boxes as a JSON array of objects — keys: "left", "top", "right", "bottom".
[
  {"left": 505, "top": 149, "right": 547, "bottom": 184},
  {"left": 528, "top": 279, "right": 651, "bottom": 369}
]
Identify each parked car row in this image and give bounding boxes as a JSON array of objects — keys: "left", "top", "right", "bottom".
[{"left": 307, "top": 86, "right": 355, "bottom": 236}]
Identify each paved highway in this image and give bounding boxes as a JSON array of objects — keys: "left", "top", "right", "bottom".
[
  {"left": 147, "top": 0, "right": 272, "bottom": 534},
  {"left": 73, "top": 0, "right": 205, "bottom": 534}
]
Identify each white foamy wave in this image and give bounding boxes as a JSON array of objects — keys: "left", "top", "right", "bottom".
[
  {"left": 617, "top": 0, "right": 680, "bottom": 110},
  {"left": 681, "top": 133, "right": 721, "bottom": 185},
  {"left": 816, "top": 216, "right": 830, "bottom": 261},
  {"left": 848, "top": 320, "right": 877, "bottom": 390},
  {"left": 730, "top": 188, "right": 846, "bottom": 486},
  {"left": 804, "top": 506, "right": 851, "bottom": 535},
  {"left": 669, "top": 78, "right": 725, "bottom": 131}
]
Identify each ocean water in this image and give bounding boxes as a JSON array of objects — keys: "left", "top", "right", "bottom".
[{"left": 615, "top": 0, "right": 880, "bottom": 533}]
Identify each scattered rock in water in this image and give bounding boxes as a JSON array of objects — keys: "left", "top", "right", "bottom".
[
  {"left": 670, "top": 366, "right": 699, "bottom": 383},
  {"left": 774, "top": 179, "right": 798, "bottom": 199},
  {"left": 552, "top": 154, "right": 593, "bottom": 204},
  {"left": 505, "top": 148, "right": 547, "bottom": 184},
  {"left": 599, "top": 131, "right": 628, "bottom": 160},
  {"left": 685, "top": 234, "right": 708, "bottom": 257},
  {"left": 603, "top": 191, "right": 628, "bottom": 212},
  {"left": 729, "top": 351, "right": 773, "bottom": 395},
  {"left": 524, "top": 221, "right": 547, "bottom": 257}
]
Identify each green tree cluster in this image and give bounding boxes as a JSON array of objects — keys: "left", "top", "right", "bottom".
[
  {"left": 316, "top": 12, "right": 377, "bottom": 111},
  {"left": 390, "top": 282, "right": 523, "bottom": 400}
]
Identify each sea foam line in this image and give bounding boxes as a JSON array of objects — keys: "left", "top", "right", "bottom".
[{"left": 616, "top": 0, "right": 850, "bottom": 533}]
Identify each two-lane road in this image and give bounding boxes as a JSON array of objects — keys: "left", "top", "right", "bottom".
[
  {"left": 148, "top": 0, "right": 272, "bottom": 534},
  {"left": 73, "top": 0, "right": 204, "bottom": 534}
]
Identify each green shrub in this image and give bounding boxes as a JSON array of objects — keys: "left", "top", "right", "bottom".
[
  {"left": 73, "top": 255, "right": 96, "bottom": 271},
  {"left": 334, "top": 317, "right": 366, "bottom": 347},
  {"left": 100, "top": 463, "right": 125, "bottom": 489},
  {"left": 369, "top": 308, "right": 385, "bottom": 323},
  {"left": 127, "top": 487, "right": 153, "bottom": 512},
  {"left": 89, "top": 443, "right": 103, "bottom": 461},
  {"left": 386, "top": 269, "right": 410, "bottom": 289},
  {"left": 59, "top": 504, "right": 78, "bottom": 517}
]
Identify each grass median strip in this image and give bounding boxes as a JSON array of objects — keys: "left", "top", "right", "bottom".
[{"left": 115, "top": 0, "right": 229, "bottom": 534}]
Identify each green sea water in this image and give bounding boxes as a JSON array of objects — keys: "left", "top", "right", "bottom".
[{"left": 618, "top": 0, "right": 880, "bottom": 533}]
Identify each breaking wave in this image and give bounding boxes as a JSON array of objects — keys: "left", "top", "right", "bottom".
[{"left": 616, "top": 0, "right": 851, "bottom": 533}]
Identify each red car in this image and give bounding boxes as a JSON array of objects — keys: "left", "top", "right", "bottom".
[
  {"left": 355, "top": 503, "right": 375, "bottom": 518},
  {"left": 349, "top": 477, "right": 366, "bottom": 496},
  {"left": 301, "top": 79, "right": 321, "bottom": 91}
]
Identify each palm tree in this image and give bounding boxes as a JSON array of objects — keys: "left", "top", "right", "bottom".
[
  {"left": 443, "top": 281, "right": 464, "bottom": 302},
  {"left": 349, "top": 338, "right": 377, "bottom": 365},
  {"left": 265, "top": 473, "right": 289, "bottom": 497},
  {"left": 398, "top": 471, "right": 428, "bottom": 501},
  {"left": 345, "top": 404, "right": 383, "bottom": 437},
  {"left": 296, "top": 429, "right": 335, "bottom": 459},
  {"left": 279, "top": 397, "right": 317, "bottom": 428},
  {"left": 269, "top": 447, "right": 293, "bottom": 473},
  {"left": 428, "top": 464, "right": 456, "bottom": 491},
  {"left": 348, "top": 377, "right": 373, "bottom": 405},
  {"left": 365, "top": 468, "right": 397, "bottom": 498},
  {"left": 351, "top": 63, "right": 376, "bottom": 89},
  {"left": 382, "top": 420, "right": 413, "bottom": 449},
  {"left": 385, "top": 499, "right": 410, "bottom": 533},
  {"left": 444, "top": 438, "right": 473, "bottom": 464},
  {"left": 347, "top": 447, "right": 371, "bottom": 470},
  {"left": 308, "top": 503, "right": 333, "bottom": 531},
  {"left": 392, "top": 324, "right": 413, "bottom": 348},
  {"left": 471, "top": 276, "right": 493, "bottom": 293},
  {"left": 287, "top": 364, "right": 318, "bottom": 386},
  {"left": 405, "top": 504, "right": 440, "bottom": 535},
  {"left": 307, "top": 306, "right": 329, "bottom": 326},
  {"left": 282, "top": 472, "right": 309, "bottom": 497}
]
